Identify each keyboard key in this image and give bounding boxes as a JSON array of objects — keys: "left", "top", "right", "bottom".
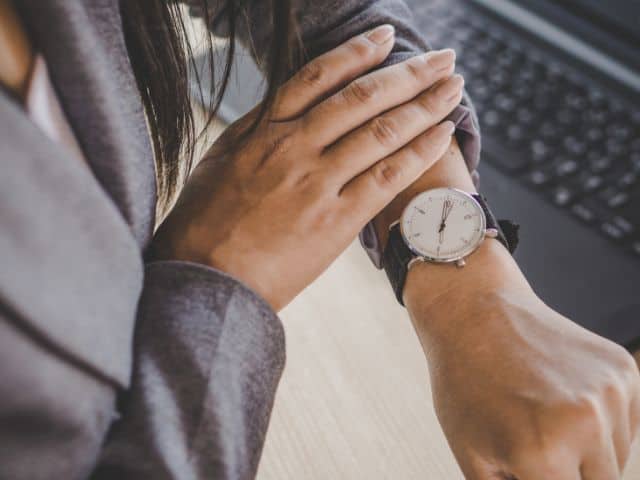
[
  {"left": 551, "top": 186, "right": 575, "bottom": 206},
  {"left": 464, "top": 56, "right": 485, "bottom": 74},
  {"left": 495, "top": 93, "right": 516, "bottom": 113},
  {"left": 468, "top": 82, "right": 490, "bottom": 100},
  {"left": 512, "top": 84, "right": 532, "bottom": 100},
  {"left": 576, "top": 173, "right": 603, "bottom": 193},
  {"left": 612, "top": 216, "right": 634, "bottom": 235},
  {"left": 618, "top": 172, "right": 638, "bottom": 189},
  {"left": 586, "top": 108, "right": 608, "bottom": 126},
  {"left": 489, "top": 70, "right": 508, "bottom": 88},
  {"left": 565, "top": 91, "right": 587, "bottom": 110},
  {"left": 483, "top": 110, "right": 501, "bottom": 130},
  {"left": 554, "top": 159, "right": 579, "bottom": 177},
  {"left": 563, "top": 136, "right": 587, "bottom": 156},
  {"left": 516, "top": 108, "right": 535, "bottom": 125},
  {"left": 556, "top": 108, "right": 575, "bottom": 125},
  {"left": 527, "top": 169, "right": 552, "bottom": 187},
  {"left": 529, "top": 140, "right": 551, "bottom": 163},
  {"left": 588, "top": 88, "right": 606, "bottom": 106},
  {"left": 606, "top": 138, "right": 627, "bottom": 156},
  {"left": 618, "top": 194, "right": 640, "bottom": 226},
  {"left": 601, "top": 188, "right": 629, "bottom": 208},
  {"left": 632, "top": 241, "right": 640, "bottom": 257},
  {"left": 588, "top": 152, "right": 612, "bottom": 173},
  {"left": 607, "top": 123, "right": 631, "bottom": 140},
  {"left": 586, "top": 128, "right": 604, "bottom": 143},
  {"left": 539, "top": 122, "right": 563, "bottom": 141},
  {"left": 601, "top": 222, "right": 626, "bottom": 241},
  {"left": 507, "top": 125, "right": 525, "bottom": 144},
  {"left": 571, "top": 203, "right": 596, "bottom": 223}
]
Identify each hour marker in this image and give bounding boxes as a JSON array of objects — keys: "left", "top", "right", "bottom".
[
  {"left": 413, "top": 233, "right": 421, "bottom": 238},
  {"left": 461, "top": 237, "right": 469, "bottom": 244},
  {"left": 415, "top": 207, "right": 426, "bottom": 215}
]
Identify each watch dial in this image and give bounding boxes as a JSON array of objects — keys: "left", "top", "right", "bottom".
[{"left": 400, "top": 188, "right": 486, "bottom": 262}]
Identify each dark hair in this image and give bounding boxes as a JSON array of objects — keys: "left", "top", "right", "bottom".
[{"left": 120, "top": 0, "right": 299, "bottom": 214}]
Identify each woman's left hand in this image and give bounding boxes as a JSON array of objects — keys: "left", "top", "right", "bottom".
[{"left": 150, "top": 29, "right": 463, "bottom": 311}]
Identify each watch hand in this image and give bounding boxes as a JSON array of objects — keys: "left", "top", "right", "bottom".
[
  {"left": 444, "top": 200, "right": 454, "bottom": 222},
  {"left": 439, "top": 201, "right": 447, "bottom": 232},
  {"left": 438, "top": 199, "right": 451, "bottom": 232},
  {"left": 439, "top": 199, "right": 454, "bottom": 233}
]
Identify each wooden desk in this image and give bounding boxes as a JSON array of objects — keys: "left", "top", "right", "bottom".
[{"left": 257, "top": 241, "right": 640, "bottom": 479}]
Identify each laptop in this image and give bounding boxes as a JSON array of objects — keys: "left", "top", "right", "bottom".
[{"left": 193, "top": 0, "right": 640, "bottom": 349}]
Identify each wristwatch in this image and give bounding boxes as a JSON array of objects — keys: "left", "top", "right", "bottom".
[{"left": 382, "top": 187, "right": 519, "bottom": 305}]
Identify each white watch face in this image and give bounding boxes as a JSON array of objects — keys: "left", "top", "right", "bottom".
[{"left": 400, "top": 188, "right": 487, "bottom": 262}]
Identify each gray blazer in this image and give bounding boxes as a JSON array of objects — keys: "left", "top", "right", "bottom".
[{"left": 0, "top": 1, "right": 477, "bottom": 479}]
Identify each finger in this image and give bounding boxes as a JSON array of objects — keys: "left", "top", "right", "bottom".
[
  {"left": 272, "top": 25, "right": 396, "bottom": 120},
  {"left": 324, "top": 73, "right": 464, "bottom": 183},
  {"left": 628, "top": 358, "right": 640, "bottom": 440},
  {"left": 612, "top": 421, "right": 632, "bottom": 474},
  {"left": 304, "top": 48, "right": 457, "bottom": 147},
  {"left": 506, "top": 444, "right": 581, "bottom": 480},
  {"left": 580, "top": 439, "right": 621, "bottom": 480},
  {"left": 340, "top": 120, "right": 455, "bottom": 223},
  {"left": 510, "top": 461, "right": 581, "bottom": 480}
]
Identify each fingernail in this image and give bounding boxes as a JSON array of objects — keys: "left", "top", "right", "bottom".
[
  {"left": 442, "top": 74, "right": 465, "bottom": 101},
  {"left": 366, "top": 24, "right": 395, "bottom": 45},
  {"left": 442, "top": 121, "right": 456, "bottom": 135},
  {"left": 424, "top": 48, "right": 457, "bottom": 69}
]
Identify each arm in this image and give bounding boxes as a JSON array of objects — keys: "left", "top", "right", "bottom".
[
  {"left": 92, "top": 262, "right": 284, "bottom": 480},
  {"left": 189, "top": 1, "right": 640, "bottom": 478}
]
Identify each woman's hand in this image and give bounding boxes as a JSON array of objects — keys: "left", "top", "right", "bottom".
[
  {"left": 151, "top": 26, "right": 464, "bottom": 310},
  {"left": 405, "top": 242, "right": 640, "bottom": 480}
]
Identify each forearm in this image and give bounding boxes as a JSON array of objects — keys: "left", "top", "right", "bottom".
[{"left": 373, "top": 139, "right": 532, "bottom": 345}]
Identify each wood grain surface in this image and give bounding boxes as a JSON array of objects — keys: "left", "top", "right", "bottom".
[{"left": 257, "top": 241, "right": 640, "bottom": 479}]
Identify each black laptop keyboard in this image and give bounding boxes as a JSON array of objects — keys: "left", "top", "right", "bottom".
[{"left": 422, "top": 2, "right": 640, "bottom": 260}]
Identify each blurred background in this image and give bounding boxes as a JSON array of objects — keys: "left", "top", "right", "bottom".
[{"left": 186, "top": 0, "right": 640, "bottom": 477}]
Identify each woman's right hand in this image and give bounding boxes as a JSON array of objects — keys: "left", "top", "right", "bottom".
[{"left": 151, "top": 25, "right": 464, "bottom": 311}]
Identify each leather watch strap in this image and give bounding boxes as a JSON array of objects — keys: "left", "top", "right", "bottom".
[
  {"left": 471, "top": 194, "right": 519, "bottom": 254},
  {"left": 382, "top": 194, "right": 519, "bottom": 306},
  {"left": 382, "top": 223, "right": 416, "bottom": 305}
]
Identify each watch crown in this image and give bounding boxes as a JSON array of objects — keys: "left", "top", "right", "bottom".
[
  {"left": 485, "top": 228, "right": 499, "bottom": 238},
  {"left": 455, "top": 258, "right": 466, "bottom": 268}
]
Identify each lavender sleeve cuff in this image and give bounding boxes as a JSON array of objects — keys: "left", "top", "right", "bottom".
[{"left": 359, "top": 101, "right": 482, "bottom": 269}]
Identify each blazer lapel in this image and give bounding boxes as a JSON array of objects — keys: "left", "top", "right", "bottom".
[{"left": 17, "top": 0, "right": 157, "bottom": 247}]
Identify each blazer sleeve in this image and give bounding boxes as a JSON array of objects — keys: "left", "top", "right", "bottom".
[
  {"left": 187, "top": 0, "right": 482, "bottom": 268},
  {"left": 92, "top": 261, "right": 285, "bottom": 480}
]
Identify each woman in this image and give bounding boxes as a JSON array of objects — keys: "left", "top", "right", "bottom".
[{"left": 1, "top": 1, "right": 638, "bottom": 479}]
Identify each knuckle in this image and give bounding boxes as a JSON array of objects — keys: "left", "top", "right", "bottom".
[
  {"left": 404, "top": 57, "right": 428, "bottom": 83},
  {"left": 511, "top": 445, "right": 564, "bottom": 477},
  {"left": 347, "top": 37, "right": 376, "bottom": 60},
  {"left": 406, "top": 141, "right": 429, "bottom": 163},
  {"left": 614, "top": 346, "right": 639, "bottom": 376},
  {"left": 369, "top": 116, "right": 399, "bottom": 147},
  {"left": 260, "top": 130, "right": 296, "bottom": 166},
  {"left": 601, "top": 378, "right": 626, "bottom": 407},
  {"left": 373, "top": 159, "right": 403, "bottom": 188},
  {"left": 343, "top": 76, "right": 380, "bottom": 105},
  {"left": 573, "top": 394, "right": 607, "bottom": 431},
  {"left": 297, "top": 168, "right": 333, "bottom": 193},
  {"left": 417, "top": 92, "right": 438, "bottom": 117},
  {"left": 297, "top": 61, "right": 325, "bottom": 88},
  {"left": 312, "top": 205, "right": 338, "bottom": 229}
]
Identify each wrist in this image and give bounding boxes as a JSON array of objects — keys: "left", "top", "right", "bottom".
[
  {"left": 403, "top": 239, "right": 534, "bottom": 340},
  {"left": 373, "top": 137, "right": 475, "bottom": 251}
]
